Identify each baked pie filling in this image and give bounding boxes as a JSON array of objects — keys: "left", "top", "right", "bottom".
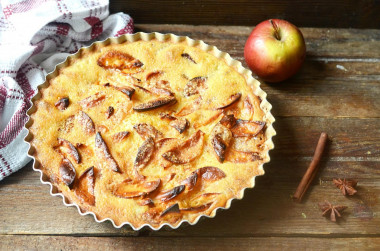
[{"left": 29, "top": 39, "right": 269, "bottom": 228}]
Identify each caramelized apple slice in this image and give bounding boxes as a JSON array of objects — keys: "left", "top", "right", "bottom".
[
  {"left": 176, "top": 96, "right": 202, "bottom": 117},
  {"left": 212, "top": 135, "right": 227, "bottom": 163},
  {"left": 215, "top": 93, "right": 242, "bottom": 109},
  {"left": 106, "top": 106, "right": 114, "bottom": 119},
  {"left": 184, "top": 77, "right": 207, "bottom": 97},
  {"left": 241, "top": 96, "right": 255, "bottom": 120},
  {"left": 113, "top": 178, "right": 161, "bottom": 199},
  {"left": 153, "top": 138, "right": 179, "bottom": 169},
  {"left": 198, "top": 166, "right": 226, "bottom": 181},
  {"left": 219, "top": 114, "right": 237, "bottom": 129},
  {"left": 104, "top": 83, "right": 135, "bottom": 100},
  {"left": 181, "top": 53, "right": 197, "bottom": 64},
  {"left": 138, "top": 198, "right": 154, "bottom": 206},
  {"left": 225, "top": 148, "right": 262, "bottom": 163},
  {"left": 162, "top": 130, "right": 205, "bottom": 164},
  {"left": 120, "top": 61, "right": 144, "bottom": 75},
  {"left": 97, "top": 51, "right": 144, "bottom": 75},
  {"left": 59, "top": 158, "right": 76, "bottom": 188},
  {"left": 157, "top": 185, "right": 185, "bottom": 202},
  {"left": 146, "top": 71, "right": 163, "bottom": 81},
  {"left": 163, "top": 173, "right": 176, "bottom": 184},
  {"left": 133, "top": 123, "right": 163, "bottom": 140},
  {"left": 78, "top": 92, "right": 106, "bottom": 108},
  {"left": 55, "top": 97, "right": 69, "bottom": 110},
  {"left": 75, "top": 166, "right": 95, "bottom": 206},
  {"left": 112, "top": 131, "right": 130, "bottom": 142},
  {"left": 134, "top": 83, "right": 174, "bottom": 97},
  {"left": 77, "top": 111, "right": 95, "bottom": 135},
  {"left": 160, "top": 203, "right": 180, "bottom": 217},
  {"left": 95, "top": 132, "right": 120, "bottom": 172},
  {"left": 180, "top": 171, "right": 198, "bottom": 191},
  {"left": 180, "top": 202, "right": 213, "bottom": 213},
  {"left": 231, "top": 120, "right": 266, "bottom": 137},
  {"left": 134, "top": 137, "right": 155, "bottom": 170},
  {"left": 211, "top": 123, "right": 233, "bottom": 163},
  {"left": 55, "top": 138, "right": 81, "bottom": 164},
  {"left": 160, "top": 113, "right": 176, "bottom": 121},
  {"left": 133, "top": 96, "right": 177, "bottom": 111},
  {"left": 170, "top": 118, "right": 189, "bottom": 133}
]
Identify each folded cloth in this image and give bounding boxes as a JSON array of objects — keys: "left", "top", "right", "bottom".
[{"left": 0, "top": 0, "right": 134, "bottom": 180}]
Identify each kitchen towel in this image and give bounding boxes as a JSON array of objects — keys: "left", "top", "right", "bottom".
[{"left": 0, "top": 0, "right": 134, "bottom": 180}]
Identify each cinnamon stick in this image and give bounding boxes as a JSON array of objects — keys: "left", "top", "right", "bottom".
[{"left": 293, "top": 132, "right": 328, "bottom": 202}]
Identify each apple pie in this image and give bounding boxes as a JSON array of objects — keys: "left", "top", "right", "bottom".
[{"left": 27, "top": 34, "right": 274, "bottom": 229}]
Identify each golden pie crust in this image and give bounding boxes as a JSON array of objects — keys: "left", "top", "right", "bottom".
[{"left": 26, "top": 33, "right": 275, "bottom": 229}]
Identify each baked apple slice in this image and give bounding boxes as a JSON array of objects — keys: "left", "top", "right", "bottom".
[
  {"left": 183, "top": 76, "right": 207, "bottom": 97},
  {"left": 59, "top": 158, "right": 76, "bottom": 188},
  {"left": 180, "top": 202, "right": 213, "bottom": 213},
  {"left": 146, "top": 70, "right": 163, "bottom": 81},
  {"left": 225, "top": 148, "right": 262, "bottom": 163},
  {"left": 134, "top": 136, "right": 155, "bottom": 170},
  {"left": 78, "top": 92, "right": 106, "bottom": 108},
  {"left": 55, "top": 138, "right": 81, "bottom": 164},
  {"left": 156, "top": 185, "right": 185, "bottom": 202},
  {"left": 181, "top": 53, "right": 197, "bottom": 64},
  {"left": 176, "top": 96, "right": 202, "bottom": 117},
  {"left": 241, "top": 96, "right": 255, "bottom": 120},
  {"left": 55, "top": 97, "right": 69, "bottom": 110},
  {"left": 162, "top": 130, "right": 205, "bottom": 164},
  {"left": 133, "top": 96, "right": 177, "bottom": 111},
  {"left": 211, "top": 123, "right": 233, "bottom": 163},
  {"left": 106, "top": 106, "right": 114, "bottom": 119},
  {"left": 134, "top": 83, "right": 174, "bottom": 97},
  {"left": 160, "top": 203, "right": 180, "bottom": 217},
  {"left": 180, "top": 171, "right": 198, "bottom": 191},
  {"left": 231, "top": 120, "right": 265, "bottom": 137},
  {"left": 113, "top": 178, "right": 161, "bottom": 199},
  {"left": 169, "top": 117, "right": 189, "bottom": 134},
  {"left": 97, "top": 51, "right": 144, "bottom": 75},
  {"left": 112, "top": 131, "right": 130, "bottom": 143},
  {"left": 198, "top": 166, "right": 226, "bottom": 182},
  {"left": 138, "top": 198, "right": 154, "bottom": 206},
  {"left": 219, "top": 114, "right": 237, "bottom": 129},
  {"left": 94, "top": 132, "right": 120, "bottom": 172},
  {"left": 75, "top": 166, "right": 95, "bottom": 206},
  {"left": 214, "top": 93, "right": 242, "bottom": 109},
  {"left": 152, "top": 138, "right": 179, "bottom": 169},
  {"left": 77, "top": 111, "right": 95, "bottom": 135},
  {"left": 133, "top": 123, "right": 163, "bottom": 140},
  {"left": 104, "top": 83, "right": 135, "bottom": 100}
]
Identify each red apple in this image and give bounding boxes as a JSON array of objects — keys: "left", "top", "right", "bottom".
[{"left": 244, "top": 19, "right": 306, "bottom": 83}]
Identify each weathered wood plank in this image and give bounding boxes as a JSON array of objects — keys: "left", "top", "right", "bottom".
[
  {"left": 264, "top": 81, "right": 380, "bottom": 118},
  {"left": 2, "top": 235, "right": 380, "bottom": 251},
  {"left": 111, "top": 0, "right": 380, "bottom": 29},
  {"left": 271, "top": 118, "right": 380, "bottom": 158},
  {"left": 135, "top": 25, "right": 380, "bottom": 58}
]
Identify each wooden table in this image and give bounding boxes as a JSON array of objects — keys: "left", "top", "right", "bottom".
[{"left": 1, "top": 24, "right": 379, "bottom": 250}]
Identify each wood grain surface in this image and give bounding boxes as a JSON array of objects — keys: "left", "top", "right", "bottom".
[
  {"left": 1, "top": 25, "right": 379, "bottom": 250},
  {"left": 110, "top": 0, "right": 380, "bottom": 28}
]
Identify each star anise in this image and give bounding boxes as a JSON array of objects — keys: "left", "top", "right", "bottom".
[
  {"left": 319, "top": 201, "right": 347, "bottom": 222},
  {"left": 333, "top": 178, "right": 357, "bottom": 196}
]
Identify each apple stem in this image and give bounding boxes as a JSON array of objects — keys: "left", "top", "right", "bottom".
[{"left": 269, "top": 19, "right": 281, "bottom": 41}]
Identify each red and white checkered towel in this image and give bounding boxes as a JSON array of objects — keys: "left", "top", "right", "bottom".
[{"left": 0, "top": 0, "right": 134, "bottom": 180}]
